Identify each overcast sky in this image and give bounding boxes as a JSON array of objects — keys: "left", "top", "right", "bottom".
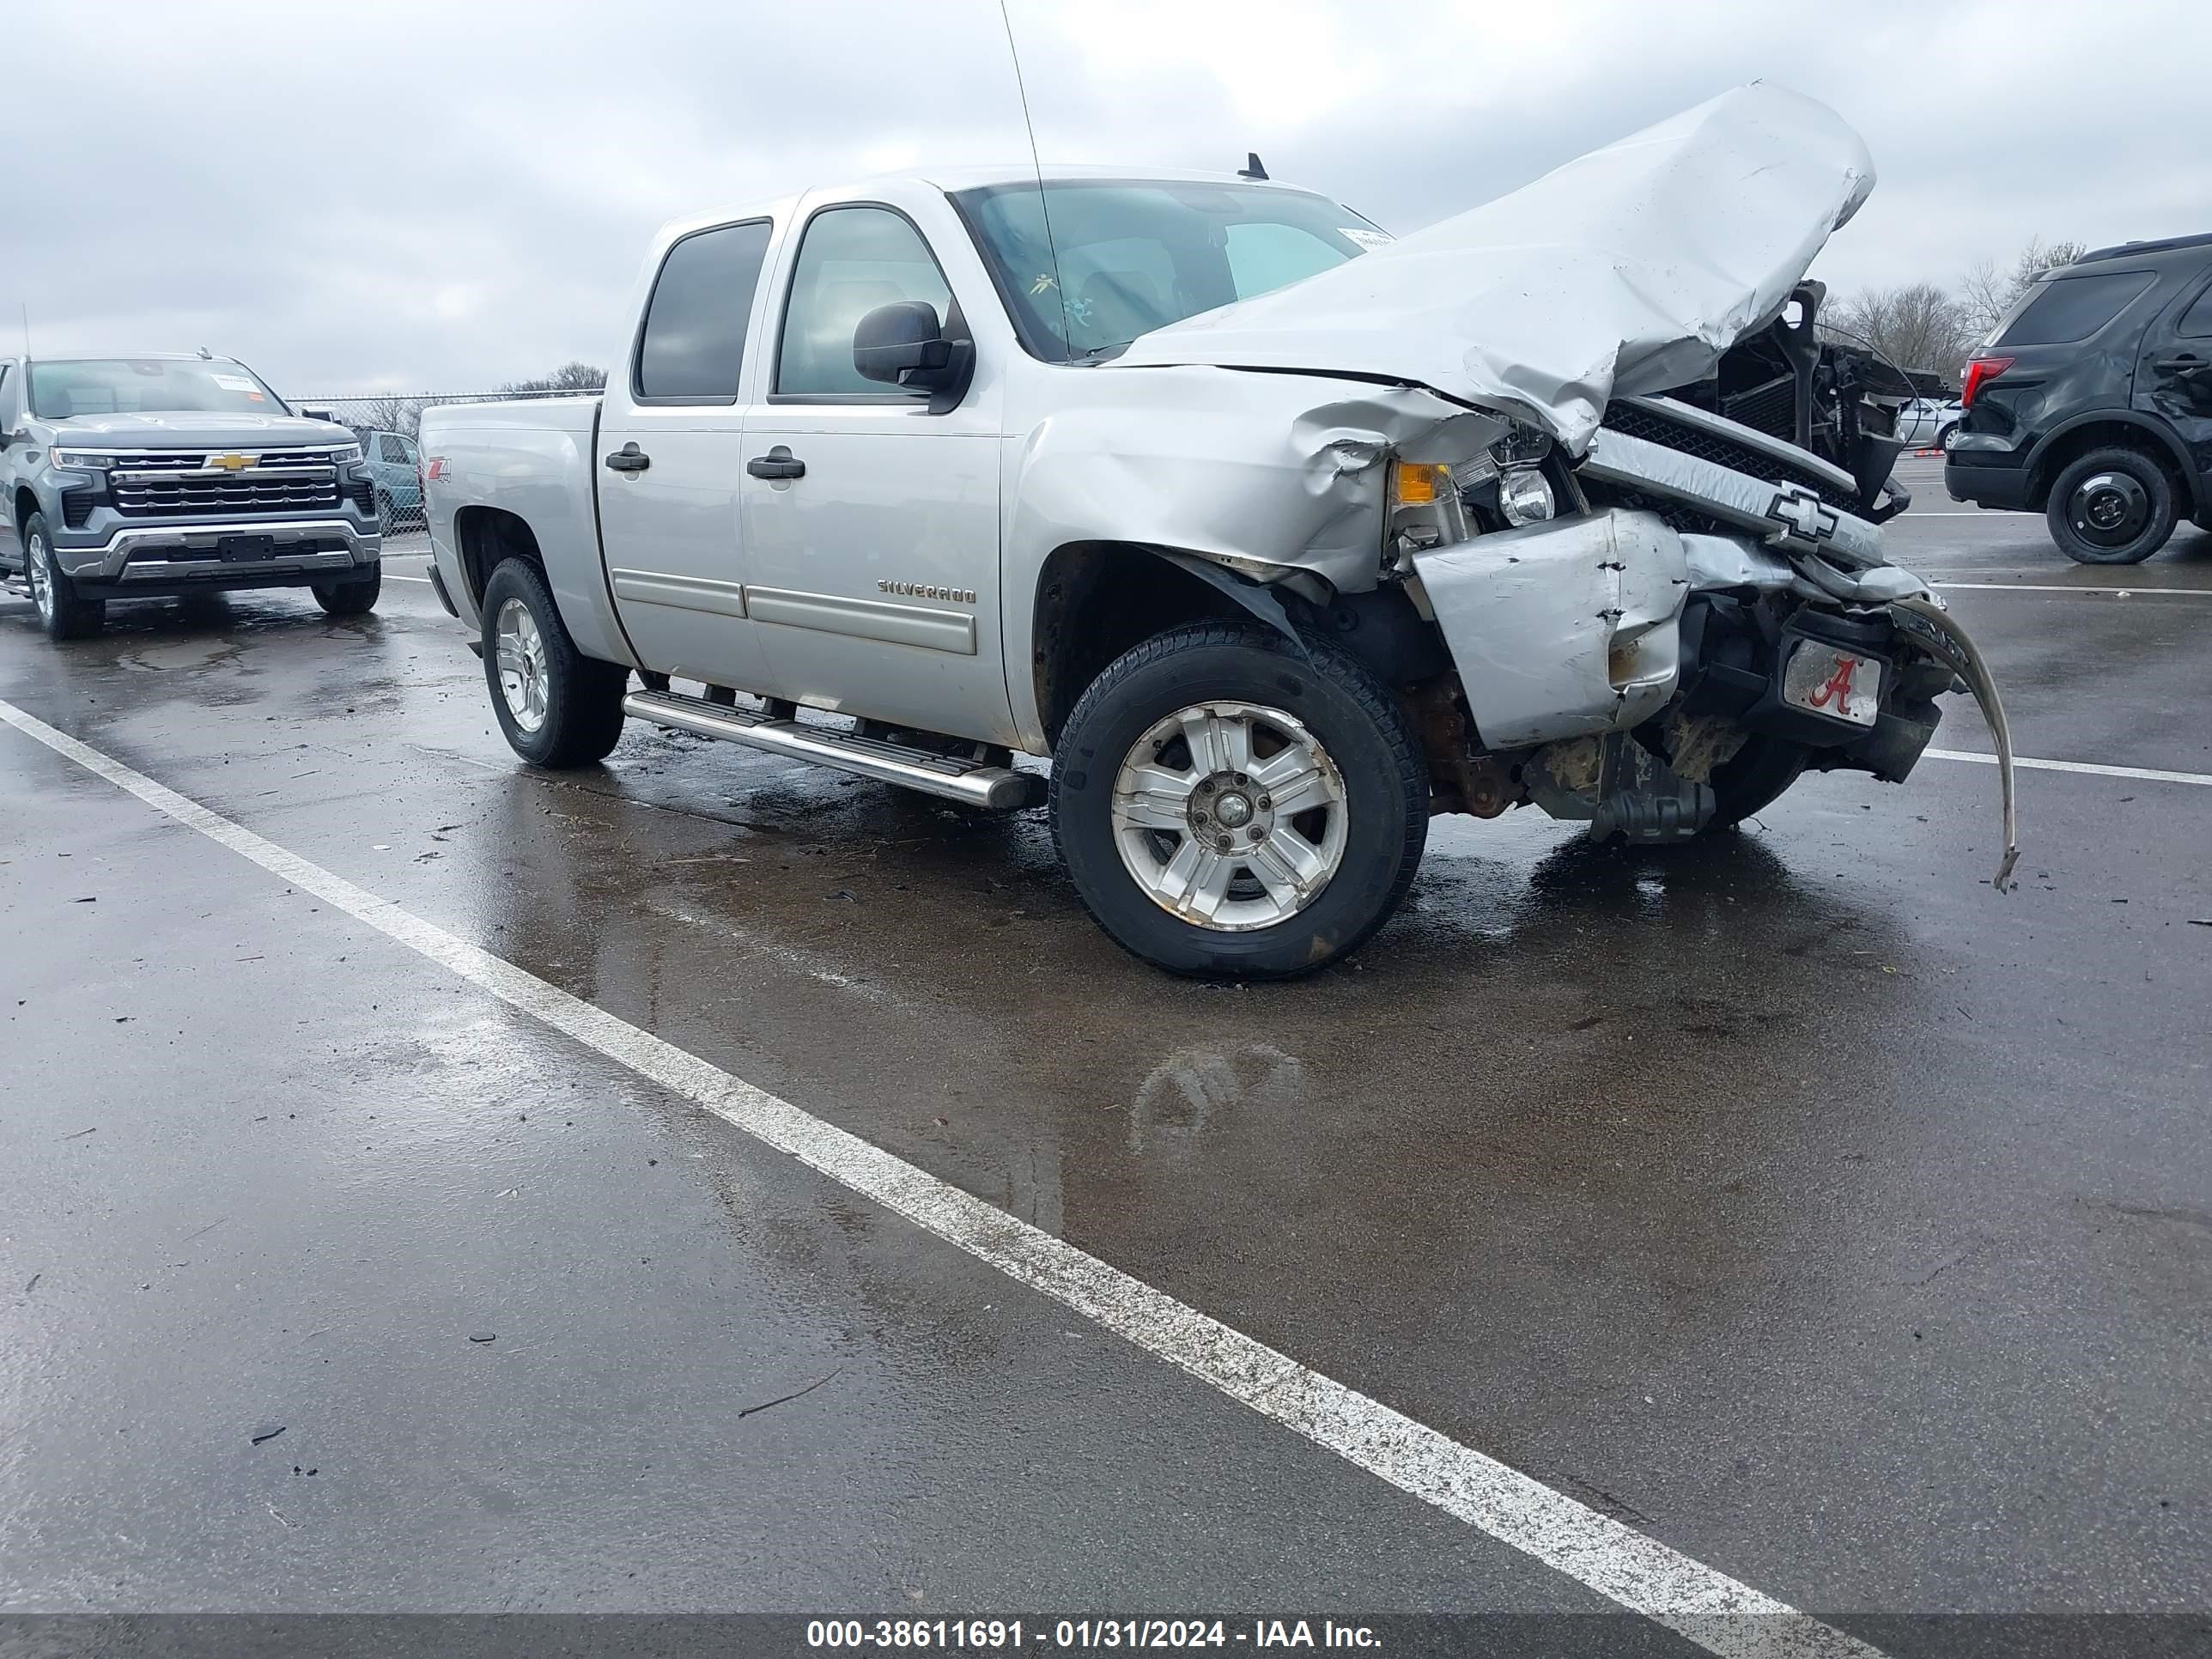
[{"left": 10, "top": 0, "right": 2203, "bottom": 396}]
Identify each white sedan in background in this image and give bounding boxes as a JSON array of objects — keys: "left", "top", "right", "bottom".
[{"left": 1895, "top": 394, "right": 1965, "bottom": 451}]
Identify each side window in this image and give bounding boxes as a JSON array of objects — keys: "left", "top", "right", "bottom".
[
  {"left": 775, "top": 206, "right": 954, "bottom": 399},
  {"left": 634, "top": 219, "right": 775, "bottom": 403},
  {"left": 2176, "top": 282, "right": 2212, "bottom": 339},
  {"left": 379, "top": 434, "right": 406, "bottom": 463},
  {"left": 400, "top": 437, "right": 419, "bottom": 465},
  {"left": 1996, "top": 270, "right": 2155, "bottom": 347},
  {"left": 0, "top": 363, "right": 15, "bottom": 431}
]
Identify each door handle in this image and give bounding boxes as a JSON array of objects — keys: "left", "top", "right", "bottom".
[
  {"left": 2153, "top": 354, "right": 2206, "bottom": 374},
  {"left": 604, "top": 442, "right": 650, "bottom": 474},
  {"left": 747, "top": 445, "right": 805, "bottom": 481}
]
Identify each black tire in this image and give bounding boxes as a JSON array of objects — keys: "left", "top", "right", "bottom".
[
  {"left": 479, "top": 557, "right": 628, "bottom": 768},
  {"left": 1705, "top": 735, "right": 1810, "bottom": 828},
  {"left": 2045, "top": 447, "right": 2176, "bottom": 565},
  {"left": 1937, "top": 423, "right": 1960, "bottom": 453},
  {"left": 312, "top": 563, "right": 381, "bottom": 617},
  {"left": 1051, "top": 621, "right": 1426, "bottom": 979},
  {"left": 22, "top": 512, "right": 105, "bottom": 641},
  {"left": 374, "top": 490, "right": 397, "bottom": 538}
]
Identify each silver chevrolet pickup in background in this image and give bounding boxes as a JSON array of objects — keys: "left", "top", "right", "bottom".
[
  {"left": 422, "top": 84, "right": 2016, "bottom": 978},
  {"left": 1, "top": 352, "right": 384, "bottom": 640}
]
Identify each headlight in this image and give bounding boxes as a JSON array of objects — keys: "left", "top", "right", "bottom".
[
  {"left": 329, "top": 444, "right": 364, "bottom": 465},
  {"left": 50, "top": 449, "right": 112, "bottom": 471},
  {"left": 1498, "top": 468, "right": 1556, "bottom": 526}
]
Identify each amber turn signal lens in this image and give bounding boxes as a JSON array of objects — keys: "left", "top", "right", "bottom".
[{"left": 1392, "top": 462, "right": 1443, "bottom": 505}]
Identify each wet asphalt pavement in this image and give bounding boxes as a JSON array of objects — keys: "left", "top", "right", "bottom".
[{"left": 3, "top": 456, "right": 2209, "bottom": 1647}]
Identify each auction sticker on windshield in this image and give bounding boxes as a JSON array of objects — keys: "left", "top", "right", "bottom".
[{"left": 1782, "top": 641, "right": 1881, "bottom": 726}]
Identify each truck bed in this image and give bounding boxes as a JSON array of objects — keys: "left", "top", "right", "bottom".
[{"left": 418, "top": 396, "right": 630, "bottom": 663}]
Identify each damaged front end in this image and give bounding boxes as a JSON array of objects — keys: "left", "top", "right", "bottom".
[
  {"left": 1099, "top": 82, "right": 2016, "bottom": 884},
  {"left": 1392, "top": 386, "right": 2019, "bottom": 887}
]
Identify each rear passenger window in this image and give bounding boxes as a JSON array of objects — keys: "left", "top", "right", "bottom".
[
  {"left": 634, "top": 219, "right": 774, "bottom": 403},
  {"left": 775, "top": 206, "right": 953, "bottom": 399},
  {"left": 1996, "top": 270, "right": 2154, "bottom": 347},
  {"left": 2176, "top": 283, "right": 2212, "bottom": 339}
]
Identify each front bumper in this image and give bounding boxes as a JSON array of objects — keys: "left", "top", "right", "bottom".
[{"left": 52, "top": 516, "right": 382, "bottom": 587}]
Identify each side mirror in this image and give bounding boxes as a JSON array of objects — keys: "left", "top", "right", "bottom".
[
  {"left": 299, "top": 406, "right": 336, "bottom": 423},
  {"left": 853, "top": 301, "right": 964, "bottom": 392}
]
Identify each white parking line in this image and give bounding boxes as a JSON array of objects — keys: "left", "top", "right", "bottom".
[
  {"left": 1935, "top": 581, "right": 2209, "bottom": 598},
  {"left": 0, "top": 693, "right": 1881, "bottom": 1659},
  {"left": 1926, "top": 748, "right": 2212, "bottom": 787}
]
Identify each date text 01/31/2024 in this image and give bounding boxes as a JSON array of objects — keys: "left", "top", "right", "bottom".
[{"left": 806, "top": 1619, "right": 1381, "bottom": 1650}]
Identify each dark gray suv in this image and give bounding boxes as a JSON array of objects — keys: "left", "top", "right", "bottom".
[
  {"left": 1946, "top": 233, "right": 2212, "bottom": 563},
  {"left": 0, "top": 352, "right": 383, "bottom": 640}
]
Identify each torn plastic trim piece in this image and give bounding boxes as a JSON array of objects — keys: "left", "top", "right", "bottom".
[
  {"left": 1150, "top": 548, "right": 1315, "bottom": 661},
  {"left": 1889, "top": 595, "right": 2019, "bottom": 890}
]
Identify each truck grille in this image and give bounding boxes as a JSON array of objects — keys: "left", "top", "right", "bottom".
[
  {"left": 1601, "top": 400, "right": 1842, "bottom": 505},
  {"left": 102, "top": 448, "right": 346, "bottom": 519},
  {"left": 112, "top": 472, "right": 342, "bottom": 517}
]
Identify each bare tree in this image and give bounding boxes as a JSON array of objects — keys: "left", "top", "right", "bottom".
[
  {"left": 499, "top": 362, "right": 607, "bottom": 396},
  {"left": 360, "top": 392, "right": 426, "bottom": 440},
  {"left": 1958, "top": 235, "right": 2087, "bottom": 337},
  {"left": 1820, "top": 283, "right": 1978, "bottom": 380}
]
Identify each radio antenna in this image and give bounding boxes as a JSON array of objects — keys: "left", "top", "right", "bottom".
[{"left": 996, "top": 0, "right": 1072, "bottom": 360}]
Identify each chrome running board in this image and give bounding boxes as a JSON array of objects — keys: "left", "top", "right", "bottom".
[{"left": 623, "top": 688, "right": 1043, "bottom": 811}]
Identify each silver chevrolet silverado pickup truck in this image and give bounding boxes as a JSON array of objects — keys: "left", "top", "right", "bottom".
[
  {"left": 422, "top": 85, "right": 2015, "bottom": 978},
  {"left": 1, "top": 352, "right": 383, "bottom": 639}
]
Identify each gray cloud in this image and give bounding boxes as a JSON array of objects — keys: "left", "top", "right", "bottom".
[{"left": 10, "top": 0, "right": 2201, "bottom": 394}]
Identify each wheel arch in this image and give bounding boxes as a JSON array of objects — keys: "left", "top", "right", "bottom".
[
  {"left": 1030, "top": 541, "right": 1308, "bottom": 750},
  {"left": 2026, "top": 415, "right": 2199, "bottom": 514},
  {"left": 451, "top": 504, "right": 545, "bottom": 611}
]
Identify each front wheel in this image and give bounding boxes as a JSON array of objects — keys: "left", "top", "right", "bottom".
[
  {"left": 480, "top": 558, "right": 629, "bottom": 768},
  {"left": 23, "top": 513, "right": 105, "bottom": 641},
  {"left": 1051, "top": 622, "right": 1427, "bottom": 978},
  {"left": 1938, "top": 423, "right": 1960, "bottom": 454},
  {"left": 2046, "top": 447, "right": 2176, "bottom": 565},
  {"left": 313, "top": 564, "right": 380, "bottom": 616}
]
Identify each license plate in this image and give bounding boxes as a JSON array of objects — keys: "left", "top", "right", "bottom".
[
  {"left": 217, "top": 534, "right": 276, "bottom": 562},
  {"left": 1782, "top": 641, "right": 1881, "bottom": 727}
]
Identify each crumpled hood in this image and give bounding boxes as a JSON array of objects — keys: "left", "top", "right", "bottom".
[
  {"left": 1110, "top": 82, "right": 1875, "bottom": 455},
  {"left": 45, "top": 410, "right": 355, "bottom": 449}
]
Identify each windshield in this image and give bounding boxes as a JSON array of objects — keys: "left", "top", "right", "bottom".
[
  {"left": 28, "top": 358, "right": 286, "bottom": 419},
  {"left": 952, "top": 179, "right": 1388, "bottom": 363}
]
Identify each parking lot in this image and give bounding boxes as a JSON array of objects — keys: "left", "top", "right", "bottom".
[{"left": 3, "top": 455, "right": 2209, "bottom": 1650}]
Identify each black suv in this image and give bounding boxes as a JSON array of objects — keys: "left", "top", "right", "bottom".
[{"left": 1946, "top": 232, "right": 2212, "bottom": 563}]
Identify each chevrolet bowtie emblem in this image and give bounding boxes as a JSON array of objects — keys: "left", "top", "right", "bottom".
[{"left": 208, "top": 453, "right": 256, "bottom": 471}]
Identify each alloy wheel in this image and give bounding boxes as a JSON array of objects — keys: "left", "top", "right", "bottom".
[{"left": 1109, "top": 701, "right": 1349, "bottom": 931}]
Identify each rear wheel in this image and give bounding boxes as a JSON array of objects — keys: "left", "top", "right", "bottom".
[
  {"left": 374, "top": 490, "right": 397, "bottom": 537},
  {"left": 481, "top": 558, "right": 628, "bottom": 767},
  {"left": 23, "top": 513, "right": 105, "bottom": 641},
  {"left": 312, "top": 563, "right": 380, "bottom": 616},
  {"left": 2045, "top": 447, "right": 2175, "bottom": 564},
  {"left": 1051, "top": 621, "right": 1426, "bottom": 978},
  {"left": 1938, "top": 423, "right": 1960, "bottom": 453}
]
